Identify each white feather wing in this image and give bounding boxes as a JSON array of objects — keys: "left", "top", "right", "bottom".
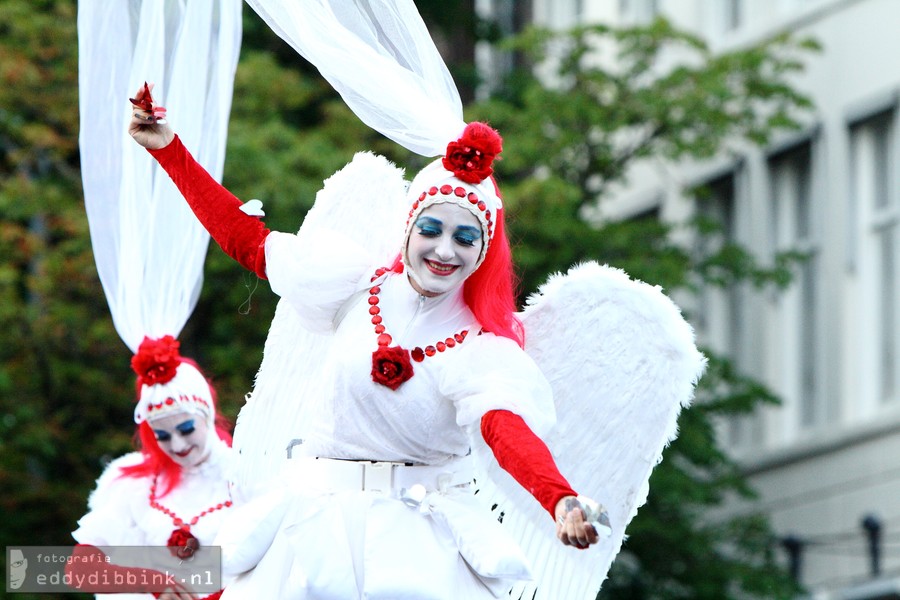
[
  {"left": 229, "top": 152, "right": 408, "bottom": 496},
  {"left": 472, "top": 261, "right": 706, "bottom": 599}
]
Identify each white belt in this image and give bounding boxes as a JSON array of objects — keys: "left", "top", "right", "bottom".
[{"left": 284, "top": 455, "right": 474, "bottom": 501}]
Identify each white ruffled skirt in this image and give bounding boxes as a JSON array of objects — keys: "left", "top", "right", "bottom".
[{"left": 217, "top": 464, "right": 532, "bottom": 600}]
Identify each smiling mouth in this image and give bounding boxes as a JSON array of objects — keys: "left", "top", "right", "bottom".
[
  {"left": 425, "top": 260, "right": 459, "bottom": 276},
  {"left": 174, "top": 447, "right": 195, "bottom": 458}
]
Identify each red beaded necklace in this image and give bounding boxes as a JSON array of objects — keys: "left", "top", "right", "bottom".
[
  {"left": 368, "top": 267, "right": 470, "bottom": 362},
  {"left": 367, "top": 268, "right": 475, "bottom": 390},
  {"left": 149, "top": 474, "right": 232, "bottom": 559}
]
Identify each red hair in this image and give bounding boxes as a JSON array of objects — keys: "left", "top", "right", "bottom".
[
  {"left": 389, "top": 205, "right": 523, "bottom": 348},
  {"left": 118, "top": 357, "right": 232, "bottom": 497},
  {"left": 463, "top": 207, "right": 524, "bottom": 347}
]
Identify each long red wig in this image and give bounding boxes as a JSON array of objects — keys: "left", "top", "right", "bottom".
[
  {"left": 118, "top": 357, "right": 232, "bottom": 497},
  {"left": 389, "top": 203, "right": 524, "bottom": 348}
]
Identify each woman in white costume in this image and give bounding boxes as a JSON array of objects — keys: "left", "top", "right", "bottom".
[
  {"left": 129, "top": 79, "right": 601, "bottom": 596},
  {"left": 72, "top": 1, "right": 243, "bottom": 594},
  {"left": 126, "top": 2, "right": 705, "bottom": 597},
  {"left": 69, "top": 335, "right": 234, "bottom": 600}
]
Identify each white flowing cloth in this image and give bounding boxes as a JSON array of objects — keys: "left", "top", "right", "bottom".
[
  {"left": 245, "top": 0, "right": 466, "bottom": 157},
  {"left": 78, "top": 0, "right": 242, "bottom": 351}
]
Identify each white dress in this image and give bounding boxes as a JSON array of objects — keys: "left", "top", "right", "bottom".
[
  {"left": 147, "top": 148, "right": 705, "bottom": 599},
  {"left": 72, "top": 439, "right": 234, "bottom": 599},
  {"left": 217, "top": 229, "right": 557, "bottom": 600}
]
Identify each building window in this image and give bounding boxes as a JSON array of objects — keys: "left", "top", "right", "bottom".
[
  {"left": 619, "top": 0, "right": 660, "bottom": 23},
  {"left": 851, "top": 110, "right": 896, "bottom": 405},
  {"left": 532, "top": 0, "right": 582, "bottom": 28},
  {"left": 769, "top": 142, "right": 820, "bottom": 427},
  {"left": 695, "top": 174, "right": 738, "bottom": 345},
  {"left": 724, "top": 0, "right": 742, "bottom": 31},
  {"left": 695, "top": 172, "right": 756, "bottom": 447}
]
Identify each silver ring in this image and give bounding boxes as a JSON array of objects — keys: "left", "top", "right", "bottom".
[{"left": 557, "top": 515, "right": 566, "bottom": 525}]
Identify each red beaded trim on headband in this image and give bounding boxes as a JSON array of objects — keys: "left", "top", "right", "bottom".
[
  {"left": 406, "top": 185, "right": 494, "bottom": 238},
  {"left": 146, "top": 394, "right": 212, "bottom": 415}
]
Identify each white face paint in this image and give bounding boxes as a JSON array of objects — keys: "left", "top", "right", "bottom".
[
  {"left": 405, "top": 203, "right": 484, "bottom": 297},
  {"left": 149, "top": 411, "right": 211, "bottom": 468}
]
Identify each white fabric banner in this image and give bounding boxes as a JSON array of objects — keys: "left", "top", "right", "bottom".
[
  {"left": 244, "top": 0, "right": 465, "bottom": 157},
  {"left": 78, "top": 0, "right": 242, "bottom": 352}
]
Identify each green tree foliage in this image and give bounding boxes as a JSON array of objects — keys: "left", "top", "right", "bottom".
[
  {"left": 463, "top": 18, "right": 819, "bottom": 599},
  {"left": 0, "top": 2, "right": 131, "bottom": 598},
  {"left": 0, "top": 0, "right": 131, "bottom": 544}
]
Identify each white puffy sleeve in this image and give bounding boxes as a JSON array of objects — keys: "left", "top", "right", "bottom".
[
  {"left": 438, "top": 333, "right": 557, "bottom": 437},
  {"left": 72, "top": 453, "right": 148, "bottom": 547},
  {"left": 263, "top": 151, "right": 409, "bottom": 334},
  {"left": 265, "top": 229, "right": 374, "bottom": 334}
]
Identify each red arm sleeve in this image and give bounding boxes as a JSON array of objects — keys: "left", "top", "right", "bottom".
[
  {"left": 480, "top": 409, "right": 577, "bottom": 519},
  {"left": 147, "top": 135, "right": 270, "bottom": 279},
  {"left": 64, "top": 544, "right": 174, "bottom": 596}
]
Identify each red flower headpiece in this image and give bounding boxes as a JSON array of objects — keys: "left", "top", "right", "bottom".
[
  {"left": 131, "top": 335, "right": 182, "bottom": 386},
  {"left": 442, "top": 122, "right": 502, "bottom": 184}
]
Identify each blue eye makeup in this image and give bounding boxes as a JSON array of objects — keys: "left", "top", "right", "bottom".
[
  {"left": 154, "top": 419, "right": 197, "bottom": 441},
  {"left": 415, "top": 216, "right": 442, "bottom": 236},
  {"left": 415, "top": 216, "right": 480, "bottom": 246},
  {"left": 453, "top": 226, "right": 480, "bottom": 247},
  {"left": 176, "top": 420, "right": 196, "bottom": 436}
]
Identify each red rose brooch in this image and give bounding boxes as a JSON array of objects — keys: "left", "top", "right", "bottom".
[
  {"left": 442, "top": 122, "right": 503, "bottom": 184},
  {"left": 167, "top": 527, "right": 200, "bottom": 560},
  {"left": 371, "top": 346, "right": 414, "bottom": 390},
  {"left": 131, "top": 335, "right": 181, "bottom": 386}
]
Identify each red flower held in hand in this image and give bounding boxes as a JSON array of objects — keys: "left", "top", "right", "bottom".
[
  {"left": 129, "top": 81, "right": 168, "bottom": 120},
  {"left": 167, "top": 527, "right": 200, "bottom": 560},
  {"left": 129, "top": 82, "right": 154, "bottom": 111},
  {"left": 371, "top": 346, "right": 414, "bottom": 390},
  {"left": 131, "top": 335, "right": 181, "bottom": 386},
  {"left": 442, "top": 122, "right": 503, "bottom": 184}
]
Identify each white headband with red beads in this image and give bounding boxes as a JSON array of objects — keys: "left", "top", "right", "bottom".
[
  {"left": 131, "top": 336, "right": 215, "bottom": 426},
  {"left": 242, "top": 3, "right": 508, "bottom": 267},
  {"left": 402, "top": 123, "right": 504, "bottom": 271}
]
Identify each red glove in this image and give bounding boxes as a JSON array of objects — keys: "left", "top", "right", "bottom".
[
  {"left": 148, "top": 136, "right": 269, "bottom": 279},
  {"left": 481, "top": 409, "right": 577, "bottom": 518}
]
